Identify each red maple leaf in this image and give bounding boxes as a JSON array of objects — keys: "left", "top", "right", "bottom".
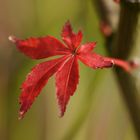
[{"left": 9, "top": 21, "right": 136, "bottom": 119}]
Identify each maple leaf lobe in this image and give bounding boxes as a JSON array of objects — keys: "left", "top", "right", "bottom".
[
  {"left": 61, "top": 21, "right": 83, "bottom": 49},
  {"left": 19, "top": 56, "right": 69, "bottom": 119},
  {"left": 56, "top": 56, "right": 79, "bottom": 116},
  {"left": 9, "top": 36, "right": 71, "bottom": 59}
]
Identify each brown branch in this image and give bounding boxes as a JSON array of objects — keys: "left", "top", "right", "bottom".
[
  {"left": 112, "top": 2, "right": 140, "bottom": 139},
  {"left": 93, "top": 0, "right": 140, "bottom": 139}
]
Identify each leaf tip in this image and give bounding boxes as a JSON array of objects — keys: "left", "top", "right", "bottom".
[
  {"left": 58, "top": 109, "right": 65, "bottom": 118},
  {"left": 8, "top": 35, "right": 17, "bottom": 43},
  {"left": 57, "top": 102, "right": 66, "bottom": 118},
  {"left": 18, "top": 111, "right": 24, "bottom": 120},
  {"left": 65, "top": 20, "right": 71, "bottom": 26}
]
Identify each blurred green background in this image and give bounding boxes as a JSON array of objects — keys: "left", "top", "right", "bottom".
[{"left": 0, "top": 0, "right": 137, "bottom": 140}]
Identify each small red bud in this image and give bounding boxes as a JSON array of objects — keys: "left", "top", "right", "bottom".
[
  {"left": 100, "top": 21, "right": 112, "bottom": 37},
  {"left": 114, "top": 0, "right": 120, "bottom": 3}
]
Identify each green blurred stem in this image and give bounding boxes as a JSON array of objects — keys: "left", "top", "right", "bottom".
[{"left": 62, "top": 71, "right": 105, "bottom": 140}]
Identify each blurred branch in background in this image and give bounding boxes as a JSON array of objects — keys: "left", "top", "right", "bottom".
[
  {"left": 0, "top": 0, "right": 140, "bottom": 140},
  {"left": 0, "top": 0, "right": 48, "bottom": 140},
  {"left": 94, "top": 0, "right": 120, "bottom": 31},
  {"left": 112, "top": 2, "right": 140, "bottom": 139},
  {"left": 93, "top": 0, "right": 140, "bottom": 139}
]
